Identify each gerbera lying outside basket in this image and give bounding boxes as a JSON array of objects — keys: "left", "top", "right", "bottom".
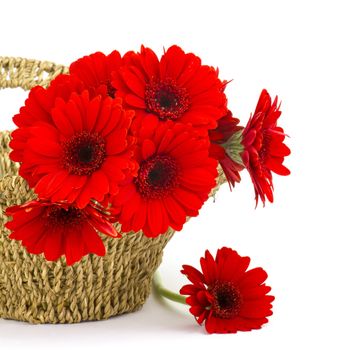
[{"left": 0, "top": 46, "right": 290, "bottom": 325}]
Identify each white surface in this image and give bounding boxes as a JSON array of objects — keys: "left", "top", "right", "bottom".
[{"left": 1, "top": 0, "right": 349, "bottom": 349}]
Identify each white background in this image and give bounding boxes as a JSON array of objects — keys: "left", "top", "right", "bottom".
[{"left": 1, "top": 0, "right": 349, "bottom": 349}]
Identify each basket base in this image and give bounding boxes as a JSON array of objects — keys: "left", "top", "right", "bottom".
[
  {"left": 0, "top": 218, "right": 174, "bottom": 324},
  {"left": 0, "top": 274, "right": 152, "bottom": 324}
]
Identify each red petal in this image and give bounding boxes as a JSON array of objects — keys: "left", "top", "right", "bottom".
[
  {"left": 64, "top": 230, "right": 85, "bottom": 266},
  {"left": 200, "top": 250, "right": 217, "bottom": 285},
  {"left": 269, "top": 141, "right": 290, "bottom": 157},
  {"left": 140, "top": 45, "right": 160, "bottom": 80},
  {"left": 197, "top": 309, "right": 210, "bottom": 325},
  {"left": 120, "top": 68, "right": 145, "bottom": 98},
  {"left": 241, "top": 285, "right": 272, "bottom": 300},
  {"left": 8, "top": 217, "right": 44, "bottom": 241},
  {"left": 130, "top": 198, "right": 147, "bottom": 232},
  {"left": 5, "top": 207, "right": 43, "bottom": 230},
  {"left": 141, "top": 139, "right": 156, "bottom": 160},
  {"left": 238, "top": 267, "right": 268, "bottom": 288},
  {"left": 243, "top": 129, "right": 257, "bottom": 147},
  {"left": 179, "top": 284, "right": 201, "bottom": 295},
  {"left": 205, "top": 315, "right": 234, "bottom": 334},
  {"left": 27, "top": 230, "right": 49, "bottom": 255},
  {"left": 265, "top": 157, "right": 290, "bottom": 175},
  {"left": 44, "top": 229, "right": 64, "bottom": 261},
  {"left": 228, "top": 316, "right": 268, "bottom": 331},
  {"left": 125, "top": 94, "right": 146, "bottom": 109},
  {"left": 216, "top": 248, "right": 250, "bottom": 283},
  {"left": 51, "top": 103, "right": 75, "bottom": 137},
  {"left": 93, "top": 98, "right": 113, "bottom": 134},
  {"left": 181, "top": 265, "right": 205, "bottom": 285},
  {"left": 138, "top": 114, "right": 159, "bottom": 139},
  {"left": 27, "top": 138, "right": 61, "bottom": 158},
  {"left": 160, "top": 45, "right": 187, "bottom": 80},
  {"left": 82, "top": 224, "right": 106, "bottom": 256},
  {"left": 86, "top": 95, "right": 102, "bottom": 131},
  {"left": 146, "top": 200, "right": 164, "bottom": 236},
  {"left": 105, "top": 129, "right": 128, "bottom": 155},
  {"left": 35, "top": 170, "right": 69, "bottom": 199},
  {"left": 238, "top": 301, "right": 273, "bottom": 318},
  {"left": 99, "top": 103, "right": 121, "bottom": 137},
  {"left": 88, "top": 216, "right": 118, "bottom": 238},
  {"left": 156, "top": 129, "right": 174, "bottom": 154},
  {"left": 163, "top": 196, "right": 187, "bottom": 228},
  {"left": 179, "top": 168, "right": 216, "bottom": 190},
  {"left": 189, "top": 305, "right": 205, "bottom": 317},
  {"left": 65, "top": 99, "right": 83, "bottom": 132},
  {"left": 172, "top": 188, "right": 203, "bottom": 212}
]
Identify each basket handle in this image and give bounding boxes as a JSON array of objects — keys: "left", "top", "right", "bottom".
[{"left": 0, "top": 56, "right": 68, "bottom": 90}]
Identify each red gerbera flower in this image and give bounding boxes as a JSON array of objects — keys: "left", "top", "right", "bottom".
[
  {"left": 11, "top": 51, "right": 122, "bottom": 183},
  {"left": 10, "top": 74, "right": 86, "bottom": 187},
  {"left": 112, "top": 45, "right": 227, "bottom": 133},
  {"left": 5, "top": 200, "right": 119, "bottom": 265},
  {"left": 13, "top": 74, "right": 85, "bottom": 129},
  {"left": 209, "top": 111, "right": 244, "bottom": 188},
  {"left": 241, "top": 89, "right": 291, "bottom": 206},
  {"left": 180, "top": 247, "right": 274, "bottom": 334},
  {"left": 69, "top": 51, "right": 122, "bottom": 98},
  {"left": 111, "top": 116, "right": 218, "bottom": 237},
  {"left": 11, "top": 90, "right": 137, "bottom": 208},
  {"left": 12, "top": 51, "right": 121, "bottom": 134}
]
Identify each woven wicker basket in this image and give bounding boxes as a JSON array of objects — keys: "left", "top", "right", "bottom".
[{"left": 0, "top": 57, "right": 177, "bottom": 324}]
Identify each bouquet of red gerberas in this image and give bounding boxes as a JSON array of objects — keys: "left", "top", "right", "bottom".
[{"left": 0, "top": 45, "right": 290, "bottom": 330}]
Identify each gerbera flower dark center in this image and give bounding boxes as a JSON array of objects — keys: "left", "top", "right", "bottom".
[
  {"left": 106, "top": 80, "right": 116, "bottom": 98},
  {"left": 145, "top": 78, "right": 190, "bottom": 121},
  {"left": 210, "top": 281, "right": 241, "bottom": 319},
  {"left": 46, "top": 206, "right": 84, "bottom": 228},
  {"left": 63, "top": 131, "right": 106, "bottom": 176},
  {"left": 135, "top": 154, "right": 179, "bottom": 199}
]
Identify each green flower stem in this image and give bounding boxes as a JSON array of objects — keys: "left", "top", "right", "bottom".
[
  {"left": 153, "top": 272, "right": 187, "bottom": 305},
  {"left": 224, "top": 130, "right": 244, "bottom": 166}
]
